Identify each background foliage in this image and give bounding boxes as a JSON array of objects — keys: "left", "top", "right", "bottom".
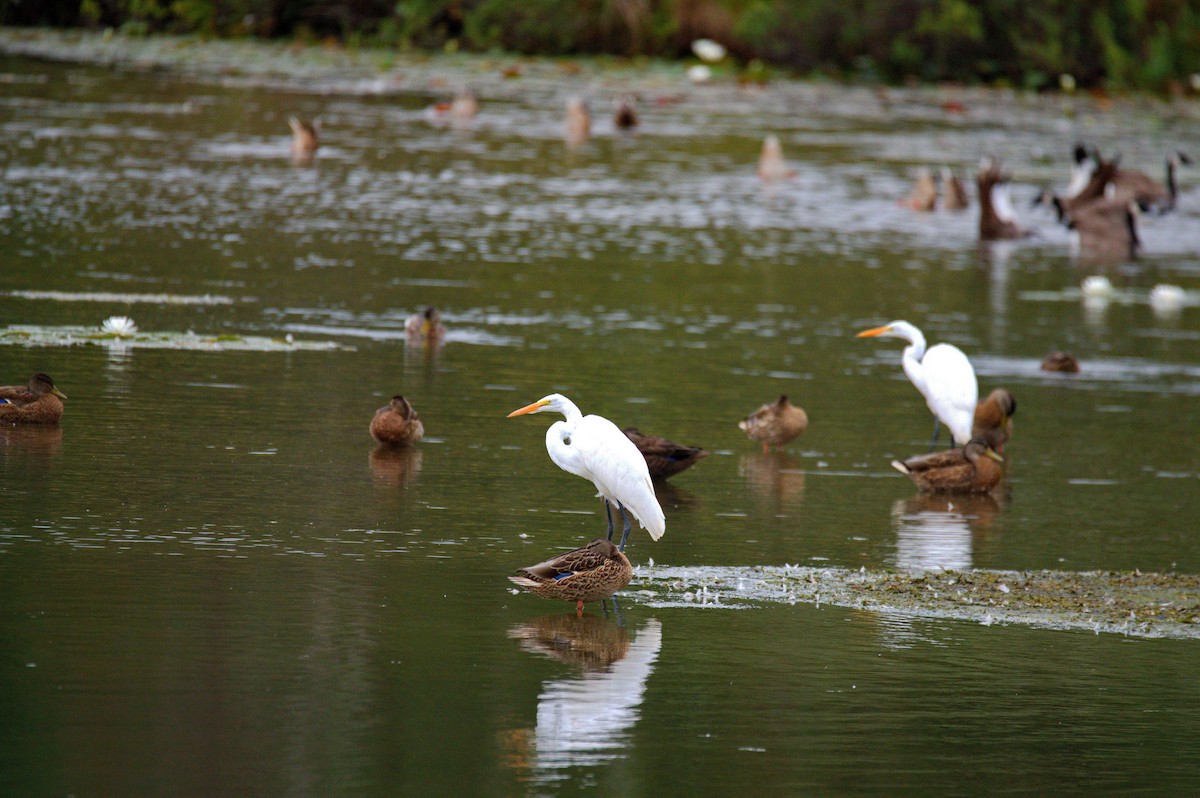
[{"left": 3, "top": 0, "right": 1199, "bottom": 90}]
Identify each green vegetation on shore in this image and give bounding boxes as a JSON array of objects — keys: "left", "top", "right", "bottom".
[{"left": 3, "top": 0, "right": 1199, "bottom": 92}]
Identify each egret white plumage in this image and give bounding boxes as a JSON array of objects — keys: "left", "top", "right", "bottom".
[
  {"left": 507, "top": 394, "right": 665, "bottom": 551},
  {"left": 856, "top": 321, "right": 979, "bottom": 447}
]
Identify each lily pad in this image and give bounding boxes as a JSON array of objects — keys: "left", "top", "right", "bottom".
[
  {"left": 4, "top": 290, "right": 238, "bottom": 305},
  {"left": 0, "top": 325, "right": 351, "bottom": 352}
]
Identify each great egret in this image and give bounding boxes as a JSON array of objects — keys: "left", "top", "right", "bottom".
[
  {"left": 370, "top": 395, "right": 424, "bottom": 447},
  {"left": 0, "top": 373, "right": 68, "bottom": 425},
  {"left": 622, "top": 428, "right": 709, "bottom": 481},
  {"left": 856, "top": 321, "right": 978, "bottom": 447},
  {"left": 508, "top": 538, "right": 633, "bottom": 614},
  {"left": 507, "top": 394, "right": 665, "bottom": 551},
  {"left": 891, "top": 439, "right": 1004, "bottom": 494}
]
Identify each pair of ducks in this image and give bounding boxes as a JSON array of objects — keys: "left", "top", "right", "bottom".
[{"left": 0, "top": 373, "right": 68, "bottom": 424}]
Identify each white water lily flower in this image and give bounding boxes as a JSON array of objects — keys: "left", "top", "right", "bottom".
[
  {"left": 686, "top": 64, "right": 713, "bottom": 84},
  {"left": 101, "top": 315, "right": 138, "bottom": 336},
  {"left": 1149, "top": 284, "right": 1185, "bottom": 312},
  {"left": 1081, "top": 275, "right": 1113, "bottom": 298},
  {"left": 691, "top": 38, "right": 726, "bottom": 63}
]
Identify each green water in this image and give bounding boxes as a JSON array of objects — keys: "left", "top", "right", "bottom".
[{"left": 1, "top": 49, "right": 1199, "bottom": 795}]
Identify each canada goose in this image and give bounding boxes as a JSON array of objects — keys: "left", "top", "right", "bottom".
[
  {"left": 1067, "top": 197, "right": 1140, "bottom": 260},
  {"left": 1108, "top": 151, "right": 1192, "bottom": 212},
  {"left": 977, "top": 157, "right": 1025, "bottom": 240}
]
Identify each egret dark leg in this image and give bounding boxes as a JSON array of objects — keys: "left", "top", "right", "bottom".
[
  {"left": 610, "top": 595, "right": 625, "bottom": 627},
  {"left": 604, "top": 500, "right": 615, "bottom": 541},
  {"left": 928, "top": 419, "right": 941, "bottom": 451},
  {"left": 617, "top": 504, "right": 633, "bottom": 552}
]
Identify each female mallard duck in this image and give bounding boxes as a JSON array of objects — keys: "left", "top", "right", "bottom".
[
  {"left": 941, "top": 167, "right": 969, "bottom": 210},
  {"left": 902, "top": 168, "right": 937, "bottom": 211},
  {"left": 370, "top": 395, "right": 424, "bottom": 447},
  {"left": 757, "top": 135, "right": 796, "bottom": 182},
  {"left": 565, "top": 97, "right": 590, "bottom": 146},
  {"left": 288, "top": 116, "right": 319, "bottom": 164},
  {"left": 622, "top": 427, "right": 709, "bottom": 481},
  {"left": 0, "top": 373, "right": 67, "bottom": 425},
  {"left": 509, "top": 538, "right": 634, "bottom": 614},
  {"left": 972, "top": 388, "right": 1016, "bottom": 452},
  {"left": 738, "top": 395, "right": 807, "bottom": 453},
  {"left": 405, "top": 306, "right": 446, "bottom": 341},
  {"left": 1041, "top": 351, "right": 1081, "bottom": 373},
  {"left": 891, "top": 439, "right": 1004, "bottom": 494}
]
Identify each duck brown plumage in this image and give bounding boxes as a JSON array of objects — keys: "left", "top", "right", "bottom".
[
  {"left": 1040, "top": 351, "right": 1081, "bottom": 373},
  {"left": 972, "top": 388, "right": 1016, "bottom": 452},
  {"left": 369, "top": 395, "right": 424, "bottom": 447},
  {"left": 509, "top": 538, "right": 634, "bottom": 614},
  {"left": 623, "top": 427, "right": 709, "bottom": 481},
  {"left": 977, "top": 157, "right": 1025, "bottom": 240},
  {"left": 0, "top": 373, "right": 67, "bottom": 425},
  {"left": 891, "top": 439, "right": 1005, "bottom": 494},
  {"left": 738, "top": 395, "right": 808, "bottom": 454}
]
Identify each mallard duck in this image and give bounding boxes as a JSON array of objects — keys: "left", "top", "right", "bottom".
[
  {"left": 972, "top": 388, "right": 1016, "bottom": 452},
  {"left": 941, "top": 167, "right": 969, "bottom": 210},
  {"left": 1041, "top": 351, "right": 1081, "bottom": 373},
  {"left": 757, "top": 135, "right": 796, "bottom": 182},
  {"left": 738, "top": 395, "right": 808, "bottom": 453},
  {"left": 613, "top": 95, "right": 638, "bottom": 129},
  {"left": 622, "top": 427, "right": 709, "bottom": 481},
  {"left": 450, "top": 88, "right": 478, "bottom": 122},
  {"left": 977, "top": 157, "right": 1025, "bottom": 240},
  {"left": 891, "top": 439, "right": 1004, "bottom": 494},
  {"left": 565, "top": 97, "right": 590, "bottom": 145},
  {"left": 509, "top": 538, "right": 634, "bottom": 614},
  {"left": 288, "top": 116, "right": 319, "bottom": 164},
  {"left": 369, "top": 395, "right": 424, "bottom": 447},
  {"left": 902, "top": 168, "right": 937, "bottom": 211},
  {"left": 404, "top": 306, "right": 446, "bottom": 341},
  {"left": 0, "top": 373, "right": 67, "bottom": 425}
]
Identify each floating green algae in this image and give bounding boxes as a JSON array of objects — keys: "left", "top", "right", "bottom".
[{"left": 0, "top": 325, "right": 350, "bottom": 352}]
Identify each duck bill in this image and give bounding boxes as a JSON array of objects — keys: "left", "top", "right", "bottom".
[
  {"left": 51, "top": 387, "right": 67, "bottom": 400},
  {"left": 985, "top": 448, "right": 1004, "bottom": 462},
  {"left": 855, "top": 325, "right": 891, "bottom": 338},
  {"left": 506, "top": 399, "right": 548, "bottom": 418}
]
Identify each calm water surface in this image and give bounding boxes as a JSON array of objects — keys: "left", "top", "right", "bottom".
[{"left": 2, "top": 49, "right": 1199, "bottom": 795}]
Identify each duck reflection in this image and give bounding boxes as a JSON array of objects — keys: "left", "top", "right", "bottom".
[
  {"left": 505, "top": 616, "right": 662, "bottom": 782},
  {"left": 368, "top": 445, "right": 422, "bottom": 488},
  {"left": 739, "top": 452, "right": 806, "bottom": 509},
  {"left": 890, "top": 493, "right": 1001, "bottom": 572},
  {"left": 0, "top": 424, "right": 64, "bottom": 459}
]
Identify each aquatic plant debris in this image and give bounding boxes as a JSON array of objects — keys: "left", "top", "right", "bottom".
[
  {"left": 4, "top": 290, "right": 238, "bottom": 305},
  {"left": 630, "top": 564, "right": 1200, "bottom": 639},
  {"left": 0, "top": 325, "right": 349, "bottom": 352}
]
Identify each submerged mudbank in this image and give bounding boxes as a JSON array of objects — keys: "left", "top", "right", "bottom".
[{"left": 630, "top": 564, "right": 1200, "bottom": 639}]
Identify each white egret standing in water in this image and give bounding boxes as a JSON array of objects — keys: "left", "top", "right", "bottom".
[
  {"left": 507, "top": 394, "right": 665, "bottom": 551},
  {"left": 857, "top": 321, "right": 979, "bottom": 448}
]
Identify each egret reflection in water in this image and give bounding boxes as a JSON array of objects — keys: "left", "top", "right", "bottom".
[
  {"left": 890, "top": 493, "right": 1002, "bottom": 572},
  {"left": 506, "top": 616, "right": 662, "bottom": 782}
]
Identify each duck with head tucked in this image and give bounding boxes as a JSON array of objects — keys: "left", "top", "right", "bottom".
[
  {"left": 370, "top": 395, "right": 424, "bottom": 447},
  {"left": 509, "top": 538, "right": 634, "bottom": 615},
  {"left": 738, "top": 395, "right": 808, "bottom": 454},
  {"left": 0, "top": 373, "right": 68, "bottom": 425},
  {"left": 891, "top": 438, "right": 1005, "bottom": 494}
]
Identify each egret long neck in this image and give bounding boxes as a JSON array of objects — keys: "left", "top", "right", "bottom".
[{"left": 553, "top": 396, "right": 583, "bottom": 423}]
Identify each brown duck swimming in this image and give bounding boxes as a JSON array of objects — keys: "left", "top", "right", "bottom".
[
  {"left": 891, "top": 439, "right": 1004, "bottom": 494},
  {"left": 369, "top": 395, "right": 424, "bottom": 447},
  {"left": 738, "top": 395, "right": 808, "bottom": 454},
  {"left": 405, "top": 306, "right": 446, "bottom": 341},
  {"left": 288, "top": 117, "right": 319, "bottom": 164},
  {"left": 0, "top": 373, "right": 67, "bottom": 425},
  {"left": 1041, "top": 351, "right": 1081, "bottom": 373},
  {"left": 972, "top": 388, "right": 1016, "bottom": 452},
  {"left": 623, "top": 428, "right": 709, "bottom": 481},
  {"left": 509, "top": 538, "right": 634, "bottom": 614}
]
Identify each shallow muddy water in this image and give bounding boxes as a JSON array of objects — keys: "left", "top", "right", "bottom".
[{"left": 2, "top": 36, "right": 1200, "bottom": 795}]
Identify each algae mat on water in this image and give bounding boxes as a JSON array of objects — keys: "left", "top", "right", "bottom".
[{"left": 631, "top": 565, "right": 1200, "bottom": 640}]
